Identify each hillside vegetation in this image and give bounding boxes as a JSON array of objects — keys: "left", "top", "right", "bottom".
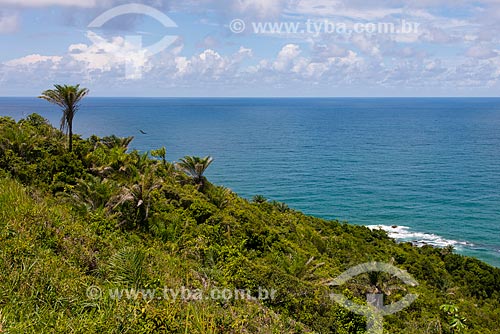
[{"left": 0, "top": 114, "right": 499, "bottom": 333}]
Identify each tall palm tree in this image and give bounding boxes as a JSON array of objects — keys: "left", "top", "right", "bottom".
[
  {"left": 176, "top": 155, "right": 213, "bottom": 187},
  {"left": 39, "top": 84, "right": 89, "bottom": 152}
]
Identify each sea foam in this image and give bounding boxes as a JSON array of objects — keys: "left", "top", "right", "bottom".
[{"left": 367, "top": 225, "right": 471, "bottom": 249}]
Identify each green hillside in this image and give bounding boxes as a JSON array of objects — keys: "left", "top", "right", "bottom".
[{"left": 0, "top": 114, "right": 499, "bottom": 333}]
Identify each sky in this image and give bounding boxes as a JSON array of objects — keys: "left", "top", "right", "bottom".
[{"left": 1, "top": 0, "right": 500, "bottom": 97}]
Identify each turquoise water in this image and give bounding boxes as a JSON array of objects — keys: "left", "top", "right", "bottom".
[{"left": 1, "top": 97, "right": 500, "bottom": 267}]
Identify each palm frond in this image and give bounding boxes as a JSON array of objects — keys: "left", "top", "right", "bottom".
[
  {"left": 38, "top": 84, "right": 89, "bottom": 151},
  {"left": 176, "top": 155, "right": 213, "bottom": 184}
]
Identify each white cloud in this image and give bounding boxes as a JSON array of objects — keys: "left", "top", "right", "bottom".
[
  {"left": 68, "top": 31, "right": 149, "bottom": 79},
  {"left": 292, "top": 0, "right": 403, "bottom": 20},
  {"left": 1, "top": 53, "right": 69, "bottom": 90},
  {"left": 351, "top": 35, "right": 381, "bottom": 57},
  {"left": 5, "top": 54, "right": 62, "bottom": 66},
  {"left": 312, "top": 43, "right": 349, "bottom": 58},
  {"left": 230, "top": 0, "right": 288, "bottom": 19},
  {"left": 250, "top": 43, "right": 367, "bottom": 84},
  {"left": 466, "top": 45, "right": 498, "bottom": 59},
  {"left": 0, "top": 13, "right": 18, "bottom": 33},
  {"left": 173, "top": 47, "right": 253, "bottom": 80},
  {"left": 273, "top": 44, "right": 302, "bottom": 72},
  {"left": 0, "top": 0, "right": 97, "bottom": 7},
  {"left": 3, "top": 0, "right": 500, "bottom": 95}
]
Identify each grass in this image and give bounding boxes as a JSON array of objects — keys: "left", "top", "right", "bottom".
[{"left": 1, "top": 114, "right": 500, "bottom": 333}]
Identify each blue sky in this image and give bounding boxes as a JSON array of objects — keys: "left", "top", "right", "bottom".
[{"left": 0, "top": 0, "right": 499, "bottom": 97}]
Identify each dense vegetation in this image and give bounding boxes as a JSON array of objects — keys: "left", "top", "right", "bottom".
[{"left": 0, "top": 113, "right": 499, "bottom": 333}]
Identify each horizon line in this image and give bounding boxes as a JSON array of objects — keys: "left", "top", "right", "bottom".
[{"left": 2, "top": 96, "right": 500, "bottom": 99}]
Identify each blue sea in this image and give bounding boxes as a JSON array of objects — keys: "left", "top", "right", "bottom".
[{"left": 1, "top": 97, "right": 500, "bottom": 267}]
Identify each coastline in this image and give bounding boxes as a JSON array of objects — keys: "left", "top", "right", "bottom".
[{"left": 1, "top": 97, "right": 500, "bottom": 267}]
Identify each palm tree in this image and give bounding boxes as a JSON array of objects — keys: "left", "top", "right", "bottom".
[
  {"left": 108, "top": 166, "right": 162, "bottom": 228},
  {"left": 39, "top": 84, "right": 89, "bottom": 152},
  {"left": 151, "top": 147, "right": 167, "bottom": 166},
  {"left": 176, "top": 155, "right": 213, "bottom": 187},
  {"left": 99, "top": 135, "right": 134, "bottom": 150},
  {"left": 68, "top": 175, "right": 117, "bottom": 212},
  {"left": 252, "top": 195, "right": 268, "bottom": 204}
]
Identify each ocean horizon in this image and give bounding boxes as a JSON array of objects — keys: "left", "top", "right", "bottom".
[{"left": 1, "top": 97, "right": 499, "bottom": 267}]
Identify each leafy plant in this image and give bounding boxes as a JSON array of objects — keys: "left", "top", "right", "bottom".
[
  {"left": 206, "top": 186, "right": 232, "bottom": 209},
  {"left": 176, "top": 156, "right": 213, "bottom": 188},
  {"left": 252, "top": 195, "right": 267, "bottom": 204},
  {"left": 108, "top": 166, "right": 163, "bottom": 228},
  {"left": 108, "top": 247, "right": 146, "bottom": 287},
  {"left": 66, "top": 175, "right": 117, "bottom": 212},
  {"left": 1, "top": 114, "right": 500, "bottom": 333},
  {"left": 38, "top": 84, "right": 89, "bottom": 152},
  {"left": 151, "top": 147, "right": 167, "bottom": 166},
  {"left": 270, "top": 200, "right": 289, "bottom": 212},
  {"left": 440, "top": 304, "right": 468, "bottom": 333}
]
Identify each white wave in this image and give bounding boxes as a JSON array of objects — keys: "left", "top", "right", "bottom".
[{"left": 367, "top": 225, "right": 472, "bottom": 249}]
